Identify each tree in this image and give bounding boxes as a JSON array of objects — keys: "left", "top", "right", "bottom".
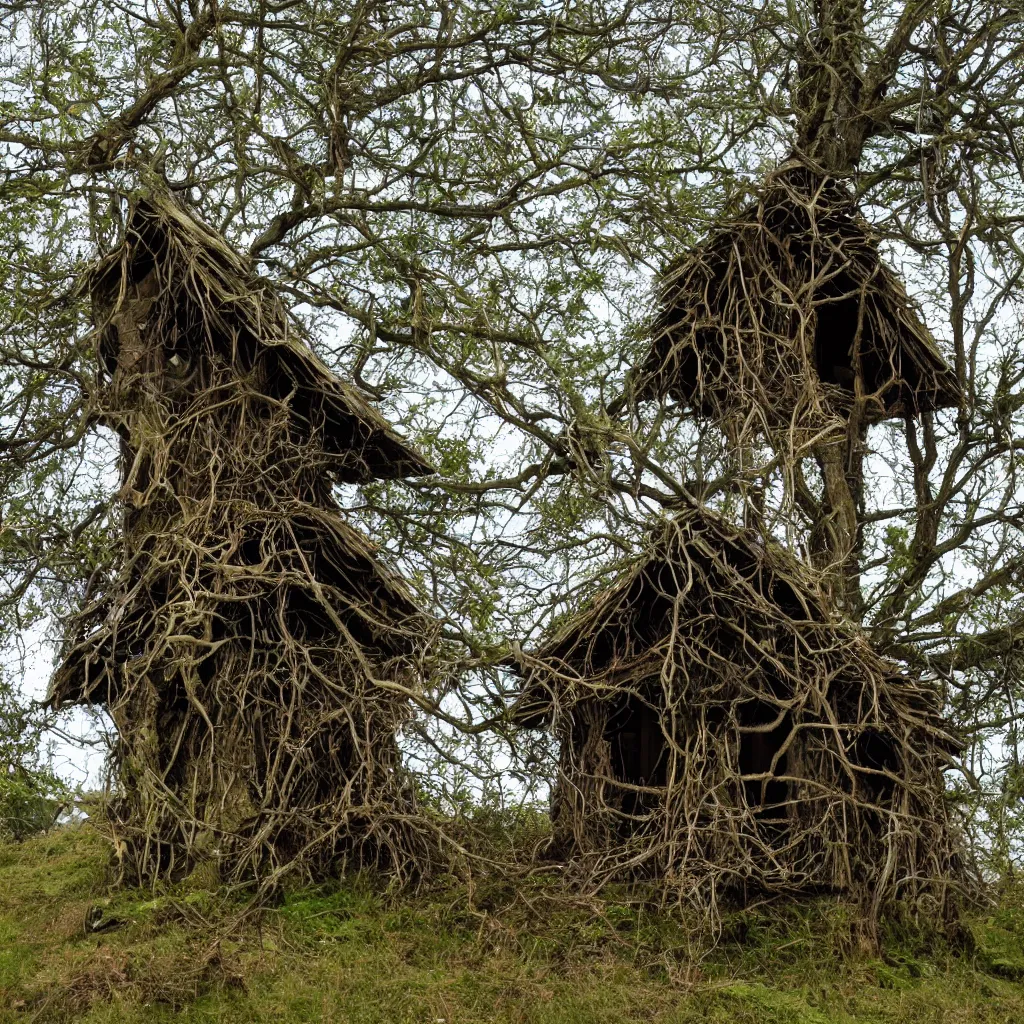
[{"left": 1, "top": 0, "right": 1024, "bottom": 873}]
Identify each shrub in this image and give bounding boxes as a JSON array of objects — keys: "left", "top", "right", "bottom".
[{"left": 0, "top": 764, "right": 67, "bottom": 841}]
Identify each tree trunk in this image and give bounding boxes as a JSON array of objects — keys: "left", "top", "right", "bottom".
[
  {"left": 794, "top": 0, "right": 873, "bottom": 615},
  {"left": 795, "top": 0, "right": 870, "bottom": 173}
]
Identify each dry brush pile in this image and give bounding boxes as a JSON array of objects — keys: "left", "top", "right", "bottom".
[{"left": 629, "top": 161, "right": 960, "bottom": 442}]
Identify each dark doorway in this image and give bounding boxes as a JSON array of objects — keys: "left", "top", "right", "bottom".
[
  {"left": 737, "top": 700, "right": 791, "bottom": 819},
  {"left": 606, "top": 694, "right": 667, "bottom": 818},
  {"left": 812, "top": 288, "right": 861, "bottom": 394}
]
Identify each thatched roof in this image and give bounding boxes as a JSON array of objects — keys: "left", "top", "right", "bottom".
[
  {"left": 90, "top": 193, "right": 433, "bottom": 484},
  {"left": 511, "top": 505, "right": 953, "bottom": 743},
  {"left": 631, "top": 163, "right": 962, "bottom": 424},
  {"left": 50, "top": 506, "right": 431, "bottom": 710}
]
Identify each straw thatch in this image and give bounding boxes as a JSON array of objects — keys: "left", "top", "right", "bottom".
[
  {"left": 626, "top": 163, "right": 961, "bottom": 437},
  {"left": 88, "top": 196, "right": 433, "bottom": 483},
  {"left": 50, "top": 192, "right": 438, "bottom": 887},
  {"left": 511, "top": 508, "right": 967, "bottom": 922}
]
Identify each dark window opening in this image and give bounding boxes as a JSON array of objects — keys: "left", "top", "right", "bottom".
[
  {"left": 811, "top": 274, "right": 921, "bottom": 416},
  {"left": 282, "top": 586, "right": 336, "bottom": 643},
  {"left": 737, "top": 700, "right": 791, "bottom": 820},
  {"left": 812, "top": 290, "right": 861, "bottom": 394},
  {"left": 769, "top": 576, "right": 805, "bottom": 618},
  {"left": 605, "top": 694, "right": 667, "bottom": 818},
  {"left": 851, "top": 728, "right": 900, "bottom": 804},
  {"left": 99, "top": 323, "right": 120, "bottom": 378}
]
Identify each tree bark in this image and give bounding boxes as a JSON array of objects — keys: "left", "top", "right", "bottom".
[{"left": 793, "top": 0, "right": 875, "bottom": 616}]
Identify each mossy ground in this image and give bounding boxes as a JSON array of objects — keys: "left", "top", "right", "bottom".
[{"left": 1, "top": 824, "right": 1022, "bottom": 1023}]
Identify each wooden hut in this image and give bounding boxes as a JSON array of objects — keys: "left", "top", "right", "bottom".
[
  {"left": 511, "top": 508, "right": 965, "bottom": 912},
  {"left": 626, "top": 163, "right": 961, "bottom": 433},
  {"left": 50, "top": 194, "right": 437, "bottom": 885}
]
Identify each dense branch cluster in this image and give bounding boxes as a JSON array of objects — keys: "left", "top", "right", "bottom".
[{"left": 633, "top": 164, "right": 960, "bottom": 439}]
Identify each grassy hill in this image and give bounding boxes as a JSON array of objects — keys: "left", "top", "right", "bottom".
[{"left": 2, "top": 824, "right": 1023, "bottom": 1023}]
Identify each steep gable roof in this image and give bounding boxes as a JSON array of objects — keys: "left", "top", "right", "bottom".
[
  {"left": 89, "top": 193, "right": 434, "bottom": 484},
  {"left": 629, "top": 164, "right": 961, "bottom": 425},
  {"left": 511, "top": 506, "right": 952, "bottom": 750}
]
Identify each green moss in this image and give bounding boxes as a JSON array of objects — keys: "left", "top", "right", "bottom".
[
  {"left": 0, "top": 826, "right": 1022, "bottom": 1023},
  {"left": 690, "top": 984, "right": 834, "bottom": 1024},
  {"left": 0, "top": 824, "right": 108, "bottom": 902}
]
